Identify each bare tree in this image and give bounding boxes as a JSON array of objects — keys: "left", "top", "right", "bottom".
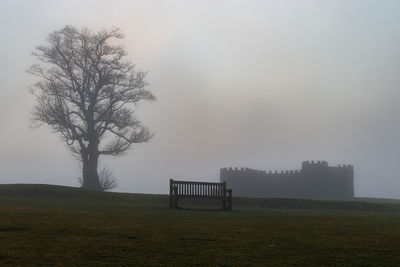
[{"left": 29, "top": 26, "right": 155, "bottom": 190}]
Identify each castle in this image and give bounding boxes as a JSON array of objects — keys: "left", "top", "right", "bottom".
[{"left": 220, "top": 161, "right": 354, "bottom": 200}]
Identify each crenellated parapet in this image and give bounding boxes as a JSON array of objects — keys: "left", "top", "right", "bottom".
[
  {"left": 221, "top": 160, "right": 353, "bottom": 178},
  {"left": 302, "top": 160, "right": 328, "bottom": 169},
  {"left": 221, "top": 167, "right": 302, "bottom": 178},
  {"left": 220, "top": 167, "right": 266, "bottom": 176},
  {"left": 302, "top": 160, "right": 353, "bottom": 169},
  {"left": 337, "top": 164, "right": 354, "bottom": 169}
]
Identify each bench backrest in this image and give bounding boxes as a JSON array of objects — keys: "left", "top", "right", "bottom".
[{"left": 170, "top": 179, "right": 227, "bottom": 198}]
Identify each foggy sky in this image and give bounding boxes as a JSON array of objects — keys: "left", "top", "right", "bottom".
[{"left": 1, "top": 0, "right": 400, "bottom": 198}]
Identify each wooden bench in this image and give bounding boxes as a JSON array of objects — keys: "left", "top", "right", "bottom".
[{"left": 169, "top": 179, "right": 232, "bottom": 211}]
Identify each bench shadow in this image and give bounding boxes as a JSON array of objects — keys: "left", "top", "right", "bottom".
[{"left": 172, "top": 206, "right": 227, "bottom": 212}]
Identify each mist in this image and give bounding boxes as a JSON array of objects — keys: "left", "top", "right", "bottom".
[{"left": 1, "top": 0, "right": 400, "bottom": 198}]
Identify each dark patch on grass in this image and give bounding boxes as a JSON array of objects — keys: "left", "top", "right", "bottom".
[
  {"left": 0, "top": 226, "right": 29, "bottom": 232},
  {"left": 125, "top": 235, "right": 138, "bottom": 240},
  {"left": 179, "top": 207, "right": 225, "bottom": 212},
  {"left": 180, "top": 238, "right": 217, "bottom": 242}
]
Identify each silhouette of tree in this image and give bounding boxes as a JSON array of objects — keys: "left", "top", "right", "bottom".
[{"left": 28, "top": 26, "right": 155, "bottom": 190}]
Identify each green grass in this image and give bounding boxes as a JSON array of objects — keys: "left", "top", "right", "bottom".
[{"left": 0, "top": 184, "right": 399, "bottom": 266}]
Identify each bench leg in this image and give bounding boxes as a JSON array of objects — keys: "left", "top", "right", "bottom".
[
  {"left": 173, "top": 187, "right": 178, "bottom": 208},
  {"left": 227, "top": 190, "right": 232, "bottom": 211}
]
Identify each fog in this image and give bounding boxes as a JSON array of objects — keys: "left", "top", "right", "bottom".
[{"left": 0, "top": 0, "right": 399, "bottom": 198}]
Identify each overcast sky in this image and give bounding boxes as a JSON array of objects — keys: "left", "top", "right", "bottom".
[{"left": 0, "top": 0, "right": 399, "bottom": 198}]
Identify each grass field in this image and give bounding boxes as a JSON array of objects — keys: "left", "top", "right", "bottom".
[{"left": 0, "top": 184, "right": 399, "bottom": 266}]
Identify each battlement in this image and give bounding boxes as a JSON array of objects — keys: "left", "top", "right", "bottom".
[
  {"left": 220, "top": 167, "right": 300, "bottom": 176},
  {"left": 337, "top": 164, "right": 354, "bottom": 169},
  {"left": 220, "top": 167, "right": 266, "bottom": 175},
  {"left": 221, "top": 161, "right": 353, "bottom": 177},
  {"left": 302, "top": 160, "right": 328, "bottom": 168}
]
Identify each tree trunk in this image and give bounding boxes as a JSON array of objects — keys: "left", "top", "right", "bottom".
[{"left": 81, "top": 141, "right": 102, "bottom": 190}]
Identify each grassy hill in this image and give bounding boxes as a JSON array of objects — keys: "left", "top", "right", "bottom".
[{"left": 0, "top": 184, "right": 399, "bottom": 266}]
